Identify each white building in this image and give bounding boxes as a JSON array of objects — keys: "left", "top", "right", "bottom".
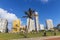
[
  {"left": 46, "top": 19, "right": 54, "bottom": 30},
  {"left": 40, "top": 24, "right": 44, "bottom": 30},
  {"left": 0, "top": 18, "right": 8, "bottom": 33},
  {"left": 34, "top": 12, "right": 39, "bottom": 31},
  {"left": 27, "top": 18, "right": 35, "bottom": 32},
  {"left": 31, "top": 19, "right": 35, "bottom": 31}
]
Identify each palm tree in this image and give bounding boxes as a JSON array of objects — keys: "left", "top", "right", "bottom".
[
  {"left": 22, "top": 8, "right": 34, "bottom": 32},
  {"left": 23, "top": 8, "right": 34, "bottom": 38}
]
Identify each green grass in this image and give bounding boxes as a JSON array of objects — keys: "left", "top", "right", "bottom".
[
  {"left": 0, "top": 31, "right": 60, "bottom": 40},
  {"left": 0, "top": 33, "right": 25, "bottom": 40},
  {"left": 27, "top": 32, "right": 43, "bottom": 38}
]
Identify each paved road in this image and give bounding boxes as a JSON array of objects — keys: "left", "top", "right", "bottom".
[{"left": 12, "top": 36, "right": 60, "bottom": 40}]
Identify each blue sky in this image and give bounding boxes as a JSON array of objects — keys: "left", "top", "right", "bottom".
[{"left": 0, "top": 0, "right": 60, "bottom": 30}]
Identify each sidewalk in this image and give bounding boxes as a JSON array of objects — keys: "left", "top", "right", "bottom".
[{"left": 12, "top": 36, "right": 60, "bottom": 40}]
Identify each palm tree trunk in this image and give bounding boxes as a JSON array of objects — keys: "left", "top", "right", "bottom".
[{"left": 34, "top": 20, "right": 37, "bottom": 32}]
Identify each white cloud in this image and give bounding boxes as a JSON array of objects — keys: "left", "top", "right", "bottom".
[
  {"left": 0, "top": 8, "right": 18, "bottom": 22},
  {"left": 41, "top": 0, "right": 49, "bottom": 3},
  {"left": 0, "top": 8, "right": 19, "bottom": 30}
]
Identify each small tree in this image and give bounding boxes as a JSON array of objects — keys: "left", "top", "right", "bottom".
[
  {"left": 6, "top": 28, "right": 8, "bottom": 33},
  {"left": 6, "top": 21, "right": 8, "bottom": 33},
  {"left": 43, "top": 30, "right": 46, "bottom": 36},
  {"left": 57, "top": 24, "right": 60, "bottom": 31},
  {"left": 54, "top": 28, "right": 56, "bottom": 36}
]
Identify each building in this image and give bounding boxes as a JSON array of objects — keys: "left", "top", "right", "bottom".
[
  {"left": 32, "top": 20, "right": 35, "bottom": 31},
  {"left": 27, "top": 11, "right": 40, "bottom": 32},
  {"left": 46, "top": 19, "right": 54, "bottom": 30},
  {"left": 20, "top": 25, "right": 26, "bottom": 32},
  {"left": 12, "top": 19, "right": 20, "bottom": 33},
  {"left": 40, "top": 24, "right": 44, "bottom": 30},
  {"left": 34, "top": 11, "right": 39, "bottom": 31},
  {"left": 27, "top": 18, "right": 35, "bottom": 33},
  {"left": 0, "top": 18, "right": 8, "bottom": 33}
]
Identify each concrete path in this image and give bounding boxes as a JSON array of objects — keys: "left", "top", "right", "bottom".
[{"left": 11, "top": 36, "right": 60, "bottom": 40}]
